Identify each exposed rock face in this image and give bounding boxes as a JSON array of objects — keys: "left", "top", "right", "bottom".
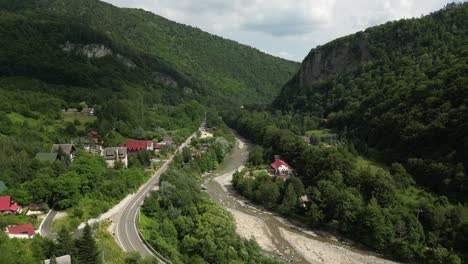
[
  {"left": 61, "top": 41, "right": 112, "bottom": 58},
  {"left": 152, "top": 72, "right": 178, "bottom": 89},
  {"left": 298, "top": 33, "right": 371, "bottom": 88}
]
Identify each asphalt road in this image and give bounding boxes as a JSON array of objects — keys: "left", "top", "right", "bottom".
[
  {"left": 39, "top": 123, "right": 203, "bottom": 262},
  {"left": 114, "top": 124, "right": 203, "bottom": 261},
  {"left": 39, "top": 210, "right": 58, "bottom": 239}
]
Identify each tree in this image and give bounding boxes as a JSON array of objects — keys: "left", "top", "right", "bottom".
[
  {"left": 279, "top": 184, "right": 298, "bottom": 216},
  {"left": 255, "top": 181, "right": 280, "bottom": 208},
  {"left": 248, "top": 146, "right": 264, "bottom": 166},
  {"left": 77, "top": 224, "right": 100, "bottom": 264},
  {"left": 56, "top": 227, "right": 75, "bottom": 257}
]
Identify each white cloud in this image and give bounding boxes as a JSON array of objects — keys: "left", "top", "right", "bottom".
[{"left": 103, "top": 0, "right": 458, "bottom": 61}]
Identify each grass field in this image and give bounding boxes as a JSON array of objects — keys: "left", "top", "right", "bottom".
[
  {"left": 355, "top": 156, "right": 388, "bottom": 174},
  {"left": 305, "top": 129, "right": 331, "bottom": 137},
  {"left": 7, "top": 112, "right": 40, "bottom": 126},
  {"left": 61, "top": 112, "right": 97, "bottom": 130}
]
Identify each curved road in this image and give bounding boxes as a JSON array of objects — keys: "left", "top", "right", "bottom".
[
  {"left": 39, "top": 123, "right": 203, "bottom": 263},
  {"left": 113, "top": 124, "right": 203, "bottom": 261}
]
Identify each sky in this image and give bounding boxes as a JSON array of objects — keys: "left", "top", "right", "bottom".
[{"left": 102, "top": 0, "right": 460, "bottom": 62}]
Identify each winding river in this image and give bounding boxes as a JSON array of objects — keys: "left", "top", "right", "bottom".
[{"left": 203, "top": 134, "right": 399, "bottom": 264}]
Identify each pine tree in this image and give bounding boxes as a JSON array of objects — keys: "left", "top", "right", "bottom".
[
  {"left": 77, "top": 223, "right": 100, "bottom": 264},
  {"left": 56, "top": 227, "right": 75, "bottom": 257}
]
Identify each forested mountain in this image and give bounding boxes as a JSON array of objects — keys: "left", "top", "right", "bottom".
[
  {"left": 0, "top": 0, "right": 297, "bottom": 200},
  {"left": 0, "top": 0, "right": 298, "bottom": 108},
  {"left": 274, "top": 3, "right": 468, "bottom": 203}
]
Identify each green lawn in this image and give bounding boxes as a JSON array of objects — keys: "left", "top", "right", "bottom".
[
  {"left": 7, "top": 112, "right": 40, "bottom": 126},
  {"left": 61, "top": 112, "right": 96, "bottom": 130},
  {"left": 305, "top": 129, "right": 331, "bottom": 137},
  {"left": 355, "top": 156, "right": 388, "bottom": 174}
]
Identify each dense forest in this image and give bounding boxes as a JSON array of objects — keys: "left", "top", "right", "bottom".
[
  {"left": 274, "top": 3, "right": 468, "bottom": 203},
  {"left": 224, "top": 110, "right": 468, "bottom": 263},
  {"left": 0, "top": 0, "right": 299, "bottom": 108}
]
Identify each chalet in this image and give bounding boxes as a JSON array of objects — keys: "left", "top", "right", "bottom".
[
  {"left": 6, "top": 223, "right": 35, "bottom": 239},
  {"left": 120, "top": 140, "right": 154, "bottom": 152},
  {"left": 0, "top": 196, "right": 19, "bottom": 214},
  {"left": 44, "top": 255, "right": 72, "bottom": 264},
  {"left": 103, "top": 147, "right": 128, "bottom": 168},
  {"left": 80, "top": 107, "right": 95, "bottom": 116},
  {"left": 71, "top": 137, "right": 102, "bottom": 155},
  {"left": 271, "top": 159, "right": 292, "bottom": 177},
  {"left": 51, "top": 144, "right": 76, "bottom": 163}
]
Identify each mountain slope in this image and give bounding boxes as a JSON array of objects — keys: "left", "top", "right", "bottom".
[
  {"left": 0, "top": 0, "right": 299, "bottom": 107},
  {"left": 273, "top": 3, "right": 468, "bottom": 202}
]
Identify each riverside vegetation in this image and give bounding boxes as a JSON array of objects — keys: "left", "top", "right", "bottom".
[{"left": 223, "top": 3, "right": 468, "bottom": 263}]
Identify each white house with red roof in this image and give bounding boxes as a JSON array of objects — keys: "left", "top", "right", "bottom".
[
  {"left": 271, "top": 159, "right": 293, "bottom": 176},
  {"left": 6, "top": 223, "right": 35, "bottom": 239},
  {"left": 120, "top": 140, "right": 154, "bottom": 152},
  {"left": 0, "top": 196, "right": 19, "bottom": 214}
]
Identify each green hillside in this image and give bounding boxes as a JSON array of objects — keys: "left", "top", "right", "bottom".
[
  {"left": 0, "top": 0, "right": 298, "bottom": 107},
  {"left": 273, "top": 3, "right": 468, "bottom": 203}
]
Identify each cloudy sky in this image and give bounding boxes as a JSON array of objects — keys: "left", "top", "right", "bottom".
[{"left": 103, "top": 0, "right": 460, "bottom": 61}]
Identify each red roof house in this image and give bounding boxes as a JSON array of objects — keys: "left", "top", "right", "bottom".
[
  {"left": 120, "top": 140, "right": 154, "bottom": 152},
  {"left": 271, "top": 159, "right": 292, "bottom": 176},
  {"left": 0, "top": 196, "right": 19, "bottom": 213},
  {"left": 6, "top": 223, "right": 35, "bottom": 238}
]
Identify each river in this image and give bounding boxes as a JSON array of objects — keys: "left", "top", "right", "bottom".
[{"left": 203, "top": 134, "right": 399, "bottom": 264}]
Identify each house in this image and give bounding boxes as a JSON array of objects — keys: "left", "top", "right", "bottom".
[
  {"left": 303, "top": 136, "right": 311, "bottom": 144},
  {"left": 120, "top": 140, "right": 154, "bottom": 152},
  {"left": 35, "top": 153, "right": 59, "bottom": 163},
  {"left": 66, "top": 108, "right": 78, "bottom": 112},
  {"left": 0, "top": 196, "right": 19, "bottom": 214},
  {"left": 162, "top": 136, "right": 174, "bottom": 145},
  {"left": 89, "top": 130, "right": 99, "bottom": 145},
  {"left": 191, "top": 151, "right": 202, "bottom": 158},
  {"left": 199, "top": 143, "right": 211, "bottom": 153},
  {"left": 44, "top": 255, "right": 72, "bottom": 264},
  {"left": 51, "top": 144, "right": 76, "bottom": 163},
  {"left": 155, "top": 143, "right": 162, "bottom": 151},
  {"left": 103, "top": 147, "right": 128, "bottom": 168},
  {"left": 80, "top": 107, "right": 95, "bottom": 116},
  {"left": 71, "top": 137, "right": 102, "bottom": 155},
  {"left": 271, "top": 159, "right": 292, "bottom": 176},
  {"left": 25, "top": 203, "right": 48, "bottom": 217},
  {"left": 299, "top": 195, "right": 312, "bottom": 208},
  {"left": 6, "top": 223, "right": 35, "bottom": 239}
]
